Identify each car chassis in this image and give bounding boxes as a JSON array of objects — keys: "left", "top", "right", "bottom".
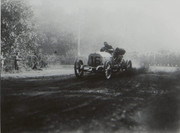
[{"left": 74, "top": 51, "right": 132, "bottom": 79}]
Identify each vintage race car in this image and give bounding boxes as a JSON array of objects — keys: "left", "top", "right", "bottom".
[{"left": 74, "top": 49, "right": 132, "bottom": 79}]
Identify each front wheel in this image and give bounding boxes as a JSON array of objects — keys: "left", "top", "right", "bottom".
[
  {"left": 104, "top": 61, "right": 112, "bottom": 79},
  {"left": 74, "top": 60, "right": 84, "bottom": 78}
]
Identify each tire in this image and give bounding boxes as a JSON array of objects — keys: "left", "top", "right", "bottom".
[
  {"left": 74, "top": 60, "right": 84, "bottom": 78},
  {"left": 104, "top": 61, "right": 112, "bottom": 79}
]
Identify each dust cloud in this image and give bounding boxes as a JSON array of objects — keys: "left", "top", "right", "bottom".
[{"left": 29, "top": 0, "right": 180, "bottom": 55}]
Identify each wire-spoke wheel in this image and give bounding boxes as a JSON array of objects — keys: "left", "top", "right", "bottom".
[
  {"left": 104, "top": 61, "right": 112, "bottom": 79},
  {"left": 74, "top": 60, "right": 84, "bottom": 78}
]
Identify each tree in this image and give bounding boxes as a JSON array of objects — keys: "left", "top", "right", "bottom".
[
  {"left": 1, "top": 0, "right": 40, "bottom": 70},
  {"left": 37, "top": 23, "right": 78, "bottom": 57},
  {"left": 1, "top": 0, "right": 38, "bottom": 58}
]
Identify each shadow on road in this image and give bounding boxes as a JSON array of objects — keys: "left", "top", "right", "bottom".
[{"left": 1, "top": 69, "right": 180, "bottom": 133}]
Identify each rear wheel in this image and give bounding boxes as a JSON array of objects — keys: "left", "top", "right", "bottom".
[
  {"left": 74, "top": 60, "right": 84, "bottom": 78},
  {"left": 104, "top": 61, "right": 112, "bottom": 79}
]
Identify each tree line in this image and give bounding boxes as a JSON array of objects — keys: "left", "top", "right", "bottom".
[
  {"left": 129, "top": 51, "right": 180, "bottom": 67},
  {"left": 1, "top": 0, "right": 78, "bottom": 72}
]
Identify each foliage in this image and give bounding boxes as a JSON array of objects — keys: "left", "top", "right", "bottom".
[
  {"left": 1, "top": 0, "right": 38, "bottom": 55},
  {"left": 1, "top": 0, "right": 80, "bottom": 72},
  {"left": 36, "top": 23, "right": 78, "bottom": 57},
  {"left": 1, "top": 0, "right": 42, "bottom": 71}
]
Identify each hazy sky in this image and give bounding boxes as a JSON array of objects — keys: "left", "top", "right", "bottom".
[{"left": 29, "top": 0, "right": 180, "bottom": 53}]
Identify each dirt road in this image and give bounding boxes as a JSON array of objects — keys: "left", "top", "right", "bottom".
[{"left": 1, "top": 71, "right": 180, "bottom": 133}]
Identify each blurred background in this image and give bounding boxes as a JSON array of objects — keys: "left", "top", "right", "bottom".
[{"left": 1, "top": 0, "right": 180, "bottom": 72}]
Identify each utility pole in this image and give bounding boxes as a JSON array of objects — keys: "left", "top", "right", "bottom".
[
  {"left": 78, "top": 20, "right": 81, "bottom": 56},
  {"left": 77, "top": 8, "right": 81, "bottom": 57}
]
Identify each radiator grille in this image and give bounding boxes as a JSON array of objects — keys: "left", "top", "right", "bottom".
[{"left": 88, "top": 54, "right": 102, "bottom": 67}]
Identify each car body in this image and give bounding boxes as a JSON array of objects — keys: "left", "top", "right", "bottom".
[{"left": 74, "top": 50, "right": 132, "bottom": 79}]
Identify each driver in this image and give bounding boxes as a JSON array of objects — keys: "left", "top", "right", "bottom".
[
  {"left": 100, "top": 42, "right": 114, "bottom": 54},
  {"left": 113, "top": 47, "right": 126, "bottom": 63}
]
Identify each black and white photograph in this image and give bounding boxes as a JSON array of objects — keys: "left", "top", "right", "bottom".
[{"left": 1, "top": 0, "right": 180, "bottom": 133}]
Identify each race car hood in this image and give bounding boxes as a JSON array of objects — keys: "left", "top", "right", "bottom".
[{"left": 96, "top": 51, "right": 112, "bottom": 58}]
